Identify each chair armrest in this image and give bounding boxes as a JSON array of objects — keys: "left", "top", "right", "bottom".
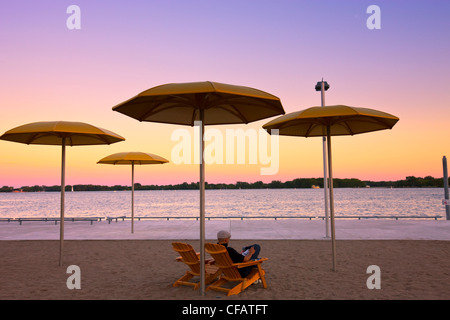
[
  {"left": 233, "top": 257, "right": 268, "bottom": 268},
  {"left": 175, "top": 255, "right": 216, "bottom": 265}
]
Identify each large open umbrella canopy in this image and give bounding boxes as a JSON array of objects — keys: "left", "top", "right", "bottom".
[
  {"left": 97, "top": 152, "right": 169, "bottom": 233},
  {"left": 0, "top": 121, "right": 125, "bottom": 266},
  {"left": 113, "top": 81, "right": 285, "bottom": 294},
  {"left": 263, "top": 105, "right": 399, "bottom": 271}
]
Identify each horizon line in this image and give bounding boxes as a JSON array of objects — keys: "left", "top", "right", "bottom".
[{"left": 2, "top": 175, "right": 448, "bottom": 190}]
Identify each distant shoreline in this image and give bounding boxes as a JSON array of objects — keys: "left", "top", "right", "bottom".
[{"left": 1, "top": 176, "right": 448, "bottom": 192}]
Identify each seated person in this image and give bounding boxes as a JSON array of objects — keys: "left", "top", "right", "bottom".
[{"left": 216, "top": 230, "right": 261, "bottom": 277}]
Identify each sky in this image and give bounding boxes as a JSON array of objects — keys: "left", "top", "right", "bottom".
[{"left": 0, "top": 0, "right": 449, "bottom": 188}]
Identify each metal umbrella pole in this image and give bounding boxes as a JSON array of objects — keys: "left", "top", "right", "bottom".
[
  {"left": 443, "top": 156, "right": 450, "bottom": 220},
  {"left": 316, "top": 80, "right": 330, "bottom": 238},
  {"left": 326, "top": 125, "right": 337, "bottom": 271},
  {"left": 131, "top": 161, "right": 135, "bottom": 233},
  {"left": 59, "top": 137, "right": 66, "bottom": 266},
  {"left": 199, "top": 109, "right": 206, "bottom": 296}
]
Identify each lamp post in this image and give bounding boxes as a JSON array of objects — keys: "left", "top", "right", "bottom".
[
  {"left": 443, "top": 156, "right": 450, "bottom": 220},
  {"left": 316, "top": 80, "right": 330, "bottom": 238}
]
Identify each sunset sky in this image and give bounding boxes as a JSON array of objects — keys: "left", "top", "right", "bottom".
[{"left": 1, "top": 0, "right": 449, "bottom": 188}]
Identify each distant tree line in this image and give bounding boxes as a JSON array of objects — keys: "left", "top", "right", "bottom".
[
  {"left": 365, "top": 176, "right": 447, "bottom": 188},
  {"left": 1, "top": 176, "right": 448, "bottom": 192}
]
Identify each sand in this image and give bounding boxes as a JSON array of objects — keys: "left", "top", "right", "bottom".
[{"left": 0, "top": 239, "right": 448, "bottom": 300}]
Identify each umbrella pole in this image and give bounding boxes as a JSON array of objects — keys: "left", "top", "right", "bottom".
[
  {"left": 59, "top": 137, "right": 66, "bottom": 266},
  {"left": 327, "top": 126, "right": 337, "bottom": 272},
  {"left": 131, "top": 161, "right": 135, "bottom": 234},
  {"left": 199, "top": 110, "right": 206, "bottom": 296},
  {"left": 322, "top": 140, "right": 330, "bottom": 238}
]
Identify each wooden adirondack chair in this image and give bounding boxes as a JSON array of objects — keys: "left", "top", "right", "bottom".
[
  {"left": 205, "top": 243, "right": 268, "bottom": 296},
  {"left": 172, "top": 242, "right": 221, "bottom": 290}
]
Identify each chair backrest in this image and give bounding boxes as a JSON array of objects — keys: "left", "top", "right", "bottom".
[
  {"left": 205, "top": 243, "right": 242, "bottom": 279},
  {"left": 172, "top": 242, "right": 200, "bottom": 274}
]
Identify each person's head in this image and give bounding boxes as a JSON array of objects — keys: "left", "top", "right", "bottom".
[{"left": 217, "top": 230, "right": 231, "bottom": 245}]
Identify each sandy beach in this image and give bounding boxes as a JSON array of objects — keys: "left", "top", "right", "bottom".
[{"left": 0, "top": 239, "right": 448, "bottom": 300}]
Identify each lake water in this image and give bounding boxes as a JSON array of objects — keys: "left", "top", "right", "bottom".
[{"left": 0, "top": 188, "right": 446, "bottom": 219}]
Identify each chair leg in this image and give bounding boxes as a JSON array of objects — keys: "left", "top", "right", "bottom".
[
  {"left": 205, "top": 270, "right": 222, "bottom": 284},
  {"left": 226, "top": 271, "right": 260, "bottom": 296},
  {"left": 257, "top": 264, "right": 267, "bottom": 288},
  {"left": 173, "top": 271, "right": 194, "bottom": 287},
  {"left": 227, "top": 282, "right": 245, "bottom": 296},
  {"left": 206, "top": 278, "right": 229, "bottom": 292}
]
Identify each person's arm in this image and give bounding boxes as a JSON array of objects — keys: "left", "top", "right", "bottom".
[
  {"left": 242, "top": 246, "right": 255, "bottom": 262},
  {"left": 228, "top": 247, "right": 245, "bottom": 263}
]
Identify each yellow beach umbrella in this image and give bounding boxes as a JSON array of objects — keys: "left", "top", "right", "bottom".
[
  {"left": 0, "top": 121, "right": 125, "bottom": 266},
  {"left": 97, "top": 152, "right": 169, "bottom": 233},
  {"left": 113, "top": 81, "right": 285, "bottom": 295},
  {"left": 263, "top": 105, "right": 399, "bottom": 271},
  {"left": 112, "top": 81, "right": 284, "bottom": 125}
]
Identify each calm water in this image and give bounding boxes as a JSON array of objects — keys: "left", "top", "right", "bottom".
[{"left": 0, "top": 188, "right": 445, "bottom": 219}]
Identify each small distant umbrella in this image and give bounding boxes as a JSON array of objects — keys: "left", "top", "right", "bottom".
[
  {"left": 263, "top": 105, "right": 399, "bottom": 271},
  {"left": 0, "top": 121, "right": 125, "bottom": 266},
  {"left": 97, "top": 152, "right": 169, "bottom": 233},
  {"left": 112, "top": 81, "right": 285, "bottom": 295}
]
